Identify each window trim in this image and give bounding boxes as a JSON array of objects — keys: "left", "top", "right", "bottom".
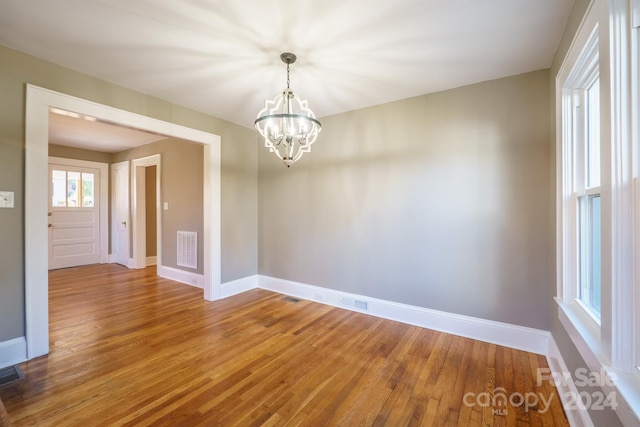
[
  {"left": 609, "top": 0, "right": 636, "bottom": 374},
  {"left": 631, "top": 0, "right": 640, "bottom": 380},
  {"left": 557, "top": 9, "right": 602, "bottom": 329}
]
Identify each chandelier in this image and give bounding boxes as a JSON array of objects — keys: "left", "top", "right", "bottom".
[{"left": 255, "top": 53, "right": 321, "bottom": 167}]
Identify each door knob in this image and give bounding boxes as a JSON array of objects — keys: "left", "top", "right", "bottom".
[{"left": 48, "top": 224, "right": 52, "bottom": 228}]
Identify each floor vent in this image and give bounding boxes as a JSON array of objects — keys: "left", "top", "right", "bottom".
[
  {"left": 0, "top": 365, "right": 24, "bottom": 387},
  {"left": 354, "top": 300, "right": 368, "bottom": 310},
  {"left": 177, "top": 231, "right": 197, "bottom": 269},
  {"left": 282, "top": 296, "right": 301, "bottom": 303}
]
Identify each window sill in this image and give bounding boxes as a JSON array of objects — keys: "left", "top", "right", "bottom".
[
  {"left": 557, "top": 298, "right": 604, "bottom": 369},
  {"left": 556, "top": 299, "right": 640, "bottom": 426}
]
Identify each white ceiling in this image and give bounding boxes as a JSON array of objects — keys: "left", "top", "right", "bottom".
[
  {"left": 48, "top": 110, "right": 168, "bottom": 153},
  {"left": 1, "top": 0, "right": 573, "bottom": 148}
]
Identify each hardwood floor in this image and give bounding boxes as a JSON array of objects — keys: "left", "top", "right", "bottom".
[
  {"left": 0, "top": 397, "right": 10, "bottom": 427},
  {"left": 0, "top": 264, "right": 569, "bottom": 426}
]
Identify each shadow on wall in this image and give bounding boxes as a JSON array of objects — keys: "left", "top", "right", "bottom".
[{"left": 258, "top": 70, "right": 550, "bottom": 330}]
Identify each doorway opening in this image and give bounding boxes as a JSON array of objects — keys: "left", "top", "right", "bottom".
[
  {"left": 47, "top": 157, "right": 109, "bottom": 270},
  {"left": 111, "top": 157, "right": 161, "bottom": 271},
  {"left": 143, "top": 165, "right": 158, "bottom": 268},
  {"left": 25, "top": 84, "right": 221, "bottom": 360},
  {"left": 131, "top": 155, "right": 161, "bottom": 270}
]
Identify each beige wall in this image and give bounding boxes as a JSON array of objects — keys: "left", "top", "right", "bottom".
[
  {"left": 49, "top": 143, "right": 112, "bottom": 164},
  {"left": 259, "top": 69, "right": 551, "bottom": 330},
  {"left": 0, "top": 113, "right": 24, "bottom": 341},
  {"left": 0, "top": 45, "right": 258, "bottom": 342}
]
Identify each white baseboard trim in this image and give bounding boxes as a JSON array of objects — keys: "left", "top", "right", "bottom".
[
  {"left": 257, "top": 275, "right": 550, "bottom": 355},
  {"left": 158, "top": 265, "right": 204, "bottom": 289},
  {"left": 546, "top": 337, "right": 594, "bottom": 427},
  {"left": 220, "top": 275, "right": 258, "bottom": 299},
  {"left": 0, "top": 336, "right": 27, "bottom": 370},
  {"left": 107, "top": 255, "right": 135, "bottom": 269},
  {"left": 146, "top": 256, "right": 157, "bottom": 266}
]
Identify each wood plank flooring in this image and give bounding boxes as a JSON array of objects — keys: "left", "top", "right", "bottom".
[
  {"left": 0, "top": 264, "right": 569, "bottom": 426},
  {"left": 0, "top": 397, "right": 11, "bottom": 427}
]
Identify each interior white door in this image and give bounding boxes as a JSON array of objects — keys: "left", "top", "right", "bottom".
[
  {"left": 111, "top": 161, "right": 130, "bottom": 267},
  {"left": 48, "top": 164, "right": 101, "bottom": 269}
]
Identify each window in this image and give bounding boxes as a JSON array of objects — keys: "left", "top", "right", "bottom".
[
  {"left": 559, "top": 21, "right": 601, "bottom": 324},
  {"left": 51, "top": 169, "right": 95, "bottom": 207},
  {"left": 557, "top": 0, "right": 640, "bottom": 423},
  {"left": 574, "top": 76, "right": 602, "bottom": 320}
]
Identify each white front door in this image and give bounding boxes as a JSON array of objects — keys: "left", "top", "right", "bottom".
[
  {"left": 111, "top": 161, "right": 130, "bottom": 267},
  {"left": 48, "top": 163, "right": 101, "bottom": 269}
]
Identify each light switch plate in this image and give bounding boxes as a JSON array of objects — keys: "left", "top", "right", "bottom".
[{"left": 0, "top": 191, "right": 14, "bottom": 208}]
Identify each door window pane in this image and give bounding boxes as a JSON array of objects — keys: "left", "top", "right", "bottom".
[
  {"left": 82, "top": 173, "right": 94, "bottom": 207},
  {"left": 51, "top": 169, "right": 96, "bottom": 208},
  {"left": 52, "top": 170, "right": 66, "bottom": 207},
  {"left": 67, "top": 171, "right": 80, "bottom": 207}
]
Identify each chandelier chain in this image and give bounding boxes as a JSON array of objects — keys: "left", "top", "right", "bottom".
[{"left": 286, "top": 62, "right": 290, "bottom": 89}]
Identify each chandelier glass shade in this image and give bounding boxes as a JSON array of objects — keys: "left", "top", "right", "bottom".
[{"left": 255, "top": 53, "right": 321, "bottom": 167}]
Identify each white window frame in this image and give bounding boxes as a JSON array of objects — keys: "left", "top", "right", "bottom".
[
  {"left": 573, "top": 64, "right": 602, "bottom": 323},
  {"left": 556, "top": 0, "right": 640, "bottom": 425},
  {"left": 610, "top": 0, "right": 638, "bottom": 387},
  {"left": 556, "top": 0, "right": 640, "bottom": 426},
  {"left": 556, "top": 5, "right": 603, "bottom": 350},
  {"left": 51, "top": 168, "right": 96, "bottom": 208}
]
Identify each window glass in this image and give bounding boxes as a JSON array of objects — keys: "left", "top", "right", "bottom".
[
  {"left": 579, "top": 194, "right": 601, "bottom": 316},
  {"left": 52, "top": 169, "right": 95, "bottom": 208},
  {"left": 67, "top": 171, "right": 80, "bottom": 207},
  {"left": 587, "top": 78, "right": 601, "bottom": 188},
  {"left": 52, "top": 170, "right": 66, "bottom": 207},
  {"left": 82, "top": 173, "right": 94, "bottom": 207}
]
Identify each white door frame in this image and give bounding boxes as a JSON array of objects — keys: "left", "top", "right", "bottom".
[
  {"left": 48, "top": 156, "right": 109, "bottom": 266},
  {"left": 131, "top": 155, "right": 161, "bottom": 269},
  {"left": 25, "top": 84, "right": 221, "bottom": 359}
]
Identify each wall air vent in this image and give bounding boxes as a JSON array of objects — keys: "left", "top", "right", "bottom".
[{"left": 177, "top": 231, "right": 197, "bottom": 269}]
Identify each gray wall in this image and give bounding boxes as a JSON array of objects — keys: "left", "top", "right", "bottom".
[
  {"left": 259, "top": 69, "right": 551, "bottom": 330},
  {"left": 0, "top": 120, "right": 24, "bottom": 342},
  {"left": 548, "top": 0, "right": 623, "bottom": 425},
  {"left": 113, "top": 139, "right": 204, "bottom": 274},
  {"left": 0, "top": 45, "right": 258, "bottom": 342}
]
